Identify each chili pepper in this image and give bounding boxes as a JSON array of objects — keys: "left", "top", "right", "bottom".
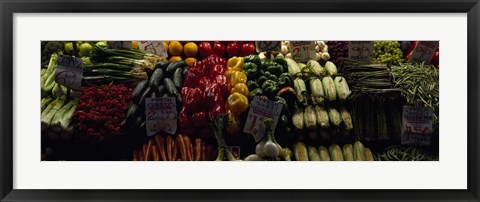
[
  {"left": 242, "top": 62, "right": 258, "bottom": 80},
  {"left": 226, "top": 92, "right": 249, "bottom": 116},
  {"left": 231, "top": 83, "right": 249, "bottom": 98},
  {"left": 192, "top": 111, "right": 208, "bottom": 128},
  {"left": 226, "top": 57, "right": 244, "bottom": 71},
  {"left": 184, "top": 87, "right": 202, "bottom": 113}
]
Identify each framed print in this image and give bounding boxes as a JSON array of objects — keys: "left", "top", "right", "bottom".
[{"left": 1, "top": 0, "right": 479, "bottom": 201}]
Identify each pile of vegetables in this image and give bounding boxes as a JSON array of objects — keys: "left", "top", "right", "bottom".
[
  {"left": 123, "top": 60, "right": 187, "bottom": 134},
  {"left": 180, "top": 54, "right": 228, "bottom": 139},
  {"left": 244, "top": 118, "right": 292, "bottom": 161},
  {"left": 374, "top": 145, "right": 438, "bottom": 161},
  {"left": 224, "top": 56, "right": 248, "bottom": 135},
  {"left": 132, "top": 134, "right": 216, "bottom": 161},
  {"left": 293, "top": 141, "right": 373, "bottom": 161},
  {"left": 373, "top": 41, "right": 404, "bottom": 65},
  {"left": 391, "top": 62, "right": 439, "bottom": 127},
  {"left": 74, "top": 84, "right": 132, "bottom": 141},
  {"left": 280, "top": 41, "right": 330, "bottom": 62},
  {"left": 326, "top": 41, "right": 349, "bottom": 66}
]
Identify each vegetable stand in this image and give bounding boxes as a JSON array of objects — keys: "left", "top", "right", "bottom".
[{"left": 40, "top": 41, "right": 439, "bottom": 161}]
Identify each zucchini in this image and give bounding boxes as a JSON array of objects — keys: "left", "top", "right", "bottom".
[
  {"left": 139, "top": 87, "right": 153, "bottom": 107},
  {"left": 166, "top": 60, "right": 186, "bottom": 75},
  {"left": 173, "top": 67, "right": 183, "bottom": 89},
  {"left": 132, "top": 80, "right": 149, "bottom": 102},
  {"left": 149, "top": 68, "right": 164, "bottom": 88},
  {"left": 164, "top": 78, "right": 182, "bottom": 103},
  {"left": 182, "top": 66, "right": 189, "bottom": 76},
  {"left": 157, "top": 85, "right": 166, "bottom": 96}
]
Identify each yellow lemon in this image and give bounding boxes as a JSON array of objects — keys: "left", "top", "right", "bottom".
[
  {"left": 168, "top": 41, "right": 183, "bottom": 56},
  {"left": 132, "top": 41, "right": 139, "bottom": 49},
  {"left": 169, "top": 56, "right": 182, "bottom": 62},
  {"left": 185, "top": 57, "right": 197, "bottom": 67},
  {"left": 184, "top": 42, "right": 198, "bottom": 57}
]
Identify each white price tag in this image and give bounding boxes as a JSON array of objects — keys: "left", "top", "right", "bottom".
[
  {"left": 290, "top": 41, "right": 316, "bottom": 63},
  {"left": 243, "top": 96, "right": 283, "bottom": 142},
  {"left": 401, "top": 106, "right": 433, "bottom": 146},
  {"left": 348, "top": 41, "right": 374, "bottom": 61},
  {"left": 145, "top": 97, "right": 177, "bottom": 136},
  {"left": 255, "top": 41, "right": 281, "bottom": 53},
  {"left": 54, "top": 55, "right": 83, "bottom": 90},
  {"left": 138, "top": 41, "right": 168, "bottom": 58},
  {"left": 407, "top": 41, "right": 439, "bottom": 64}
]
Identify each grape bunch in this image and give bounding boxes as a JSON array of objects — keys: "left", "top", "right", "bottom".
[
  {"left": 326, "top": 41, "right": 348, "bottom": 65},
  {"left": 373, "top": 41, "right": 404, "bottom": 65}
]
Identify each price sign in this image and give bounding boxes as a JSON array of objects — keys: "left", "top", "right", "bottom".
[
  {"left": 145, "top": 97, "right": 177, "bottom": 136},
  {"left": 255, "top": 41, "right": 281, "bottom": 53},
  {"left": 243, "top": 96, "right": 283, "bottom": 142},
  {"left": 138, "top": 41, "right": 168, "bottom": 58},
  {"left": 54, "top": 55, "right": 84, "bottom": 90},
  {"left": 227, "top": 146, "right": 241, "bottom": 159},
  {"left": 290, "top": 41, "right": 316, "bottom": 63},
  {"left": 401, "top": 106, "right": 433, "bottom": 146},
  {"left": 407, "top": 41, "right": 439, "bottom": 64},
  {"left": 348, "top": 41, "right": 374, "bottom": 61},
  {"left": 107, "top": 41, "right": 132, "bottom": 49}
]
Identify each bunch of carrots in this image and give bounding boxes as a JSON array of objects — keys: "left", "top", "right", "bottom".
[{"left": 132, "top": 134, "right": 216, "bottom": 161}]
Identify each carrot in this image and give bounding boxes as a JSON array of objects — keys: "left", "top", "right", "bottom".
[
  {"left": 145, "top": 139, "right": 153, "bottom": 161},
  {"left": 201, "top": 142, "right": 206, "bottom": 161},
  {"left": 166, "top": 136, "right": 173, "bottom": 161},
  {"left": 183, "top": 136, "right": 193, "bottom": 161},
  {"left": 195, "top": 138, "right": 202, "bottom": 161},
  {"left": 151, "top": 145, "right": 159, "bottom": 161},
  {"left": 142, "top": 144, "right": 148, "bottom": 161},
  {"left": 172, "top": 140, "right": 178, "bottom": 161},
  {"left": 155, "top": 135, "right": 167, "bottom": 161},
  {"left": 176, "top": 134, "right": 187, "bottom": 161}
]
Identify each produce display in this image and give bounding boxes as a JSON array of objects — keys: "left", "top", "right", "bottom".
[{"left": 40, "top": 40, "right": 439, "bottom": 161}]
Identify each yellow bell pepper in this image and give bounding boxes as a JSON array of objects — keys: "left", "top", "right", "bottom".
[
  {"left": 226, "top": 111, "right": 241, "bottom": 135},
  {"left": 225, "top": 68, "right": 237, "bottom": 83},
  {"left": 227, "top": 57, "right": 244, "bottom": 71},
  {"left": 229, "top": 71, "right": 247, "bottom": 88},
  {"left": 231, "top": 83, "right": 249, "bottom": 98},
  {"left": 226, "top": 92, "right": 249, "bottom": 116}
]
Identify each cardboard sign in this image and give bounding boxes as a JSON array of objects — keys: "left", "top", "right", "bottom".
[
  {"left": 138, "top": 41, "right": 168, "bottom": 58},
  {"left": 227, "top": 146, "right": 241, "bottom": 159},
  {"left": 243, "top": 96, "right": 283, "bottom": 142},
  {"left": 54, "top": 55, "right": 84, "bottom": 90},
  {"left": 145, "top": 97, "right": 177, "bottom": 136},
  {"left": 407, "top": 41, "right": 439, "bottom": 64},
  {"left": 107, "top": 41, "right": 132, "bottom": 49},
  {"left": 401, "top": 106, "right": 433, "bottom": 146},
  {"left": 255, "top": 41, "right": 281, "bottom": 53},
  {"left": 290, "top": 41, "right": 316, "bottom": 63},
  {"left": 348, "top": 41, "right": 374, "bottom": 61}
]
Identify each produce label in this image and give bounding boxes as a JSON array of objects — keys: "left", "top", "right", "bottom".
[
  {"left": 243, "top": 96, "right": 283, "bottom": 142},
  {"left": 138, "top": 41, "right": 168, "bottom": 58},
  {"left": 227, "top": 146, "right": 241, "bottom": 159},
  {"left": 401, "top": 106, "right": 433, "bottom": 146},
  {"left": 54, "top": 55, "right": 84, "bottom": 90},
  {"left": 255, "top": 41, "right": 281, "bottom": 53},
  {"left": 407, "top": 41, "right": 439, "bottom": 64},
  {"left": 290, "top": 41, "right": 316, "bottom": 63},
  {"left": 145, "top": 97, "right": 177, "bottom": 136},
  {"left": 348, "top": 41, "right": 374, "bottom": 61},
  {"left": 107, "top": 41, "right": 132, "bottom": 49}
]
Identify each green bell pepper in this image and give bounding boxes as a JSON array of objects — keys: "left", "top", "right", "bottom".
[
  {"left": 249, "top": 88, "right": 263, "bottom": 98},
  {"left": 247, "top": 80, "right": 259, "bottom": 91},
  {"left": 267, "top": 63, "right": 284, "bottom": 77},
  {"left": 257, "top": 75, "right": 268, "bottom": 87},
  {"left": 243, "top": 62, "right": 258, "bottom": 80},
  {"left": 260, "top": 59, "right": 274, "bottom": 71},
  {"left": 278, "top": 73, "right": 293, "bottom": 88},
  {"left": 274, "top": 57, "right": 288, "bottom": 70},
  {"left": 244, "top": 54, "right": 261, "bottom": 66},
  {"left": 261, "top": 80, "right": 276, "bottom": 91}
]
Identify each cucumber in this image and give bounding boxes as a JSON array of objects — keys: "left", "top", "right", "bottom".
[
  {"left": 182, "top": 66, "right": 189, "bottom": 76},
  {"left": 155, "top": 61, "right": 170, "bottom": 70},
  {"left": 164, "top": 78, "right": 178, "bottom": 96},
  {"left": 157, "top": 85, "right": 166, "bottom": 96},
  {"left": 131, "top": 80, "right": 149, "bottom": 102},
  {"left": 173, "top": 68, "right": 183, "bottom": 89},
  {"left": 125, "top": 104, "right": 140, "bottom": 122},
  {"left": 149, "top": 68, "right": 164, "bottom": 88},
  {"left": 139, "top": 87, "right": 152, "bottom": 107},
  {"left": 165, "top": 61, "right": 186, "bottom": 76}
]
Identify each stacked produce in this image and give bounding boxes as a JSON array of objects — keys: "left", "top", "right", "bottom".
[
  {"left": 293, "top": 141, "right": 373, "bottom": 161},
  {"left": 374, "top": 145, "right": 438, "bottom": 161},
  {"left": 340, "top": 61, "right": 404, "bottom": 141},
  {"left": 373, "top": 41, "right": 404, "bottom": 65},
  {"left": 132, "top": 134, "right": 216, "bottom": 161},
  {"left": 244, "top": 118, "right": 293, "bottom": 161},
  {"left": 224, "top": 56, "right": 248, "bottom": 135},
  {"left": 391, "top": 62, "right": 439, "bottom": 127},
  {"left": 74, "top": 84, "right": 132, "bottom": 141},
  {"left": 280, "top": 41, "right": 330, "bottom": 62},
  {"left": 326, "top": 41, "right": 349, "bottom": 66},
  {"left": 41, "top": 53, "right": 69, "bottom": 98},
  {"left": 180, "top": 54, "right": 228, "bottom": 139}
]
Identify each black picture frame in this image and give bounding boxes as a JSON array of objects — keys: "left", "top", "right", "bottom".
[{"left": 1, "top": 0, "right": 479, "bottom": 201}]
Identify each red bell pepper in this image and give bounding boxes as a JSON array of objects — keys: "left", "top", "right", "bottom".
[
  {"left": 179, "top": 107, "right": 192, "bottom": 129},
  {"left": 183, "top": 68, "right": 203, "bottom": 87},
  {"left": 184, "top": 87, "right": 202, "bottom": 113},
  {"left": 212, "top": 74, "right": 228, "bottom": 97},
  {"left": 210, "top": 64, "right": 226, "bottom": 78},
  {"left": 209, "top": 103, "right": 226, "bottom": 116},
  {"left": 192, "top": 111, "right": 208, "bottom": 128},
  {"left": 198, "top": 77, "right": 211, "bottom": 92},
  {"left": 180, "top": 87, "right": 191, "bottom": 103},
  {"left": 191, "top": 61, "right": 206, "bottom": 75}
]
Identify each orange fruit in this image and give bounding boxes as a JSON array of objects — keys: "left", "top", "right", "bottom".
[
  {"left": 132, "top": 41, "right": 139, "bottom": 49},
  {"left": 169, "top": 56, "right": 182, "bottom": 62},
  {"left": 168, "top": 41, "right": 183, "bottom": 56},
  {"left": 184, "top": 42, "right": 198, "bottom": 57},
  {"left": 185, "top": 57, "right": 197, "bottom": 67}
]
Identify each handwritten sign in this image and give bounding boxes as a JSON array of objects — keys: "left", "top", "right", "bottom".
[
  {"left": 243, "top": 96, "right": 283, "bottom": 142},
  {"left": 145, "top": 97, "right": 177, "bottom": 136},
  {"left": 227, "top": 146, "right": 241, "bottom": 159},
  {"left": 407, "top": 41, "right": 439, "bottom": 64},
  {"left": 54, "top": 55, "right": 83, "bottom": 90},
  {"left": 290, "top": 41, "right": 316, "bottom": 63},
  {"left": 401, "top": 106, "right": 433, "bottom": 146},
  {"left": 138, "top": 41, "right": 168, "bottom": 58},
  {"left": 255, "top": 41, "right": 281, "bottom": 53},
  {"left": 348, "top": 41, "right": 374, "bottom": 61},
  {"left": 107, "top": 41, "right": 132, "bottom": 49}
]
